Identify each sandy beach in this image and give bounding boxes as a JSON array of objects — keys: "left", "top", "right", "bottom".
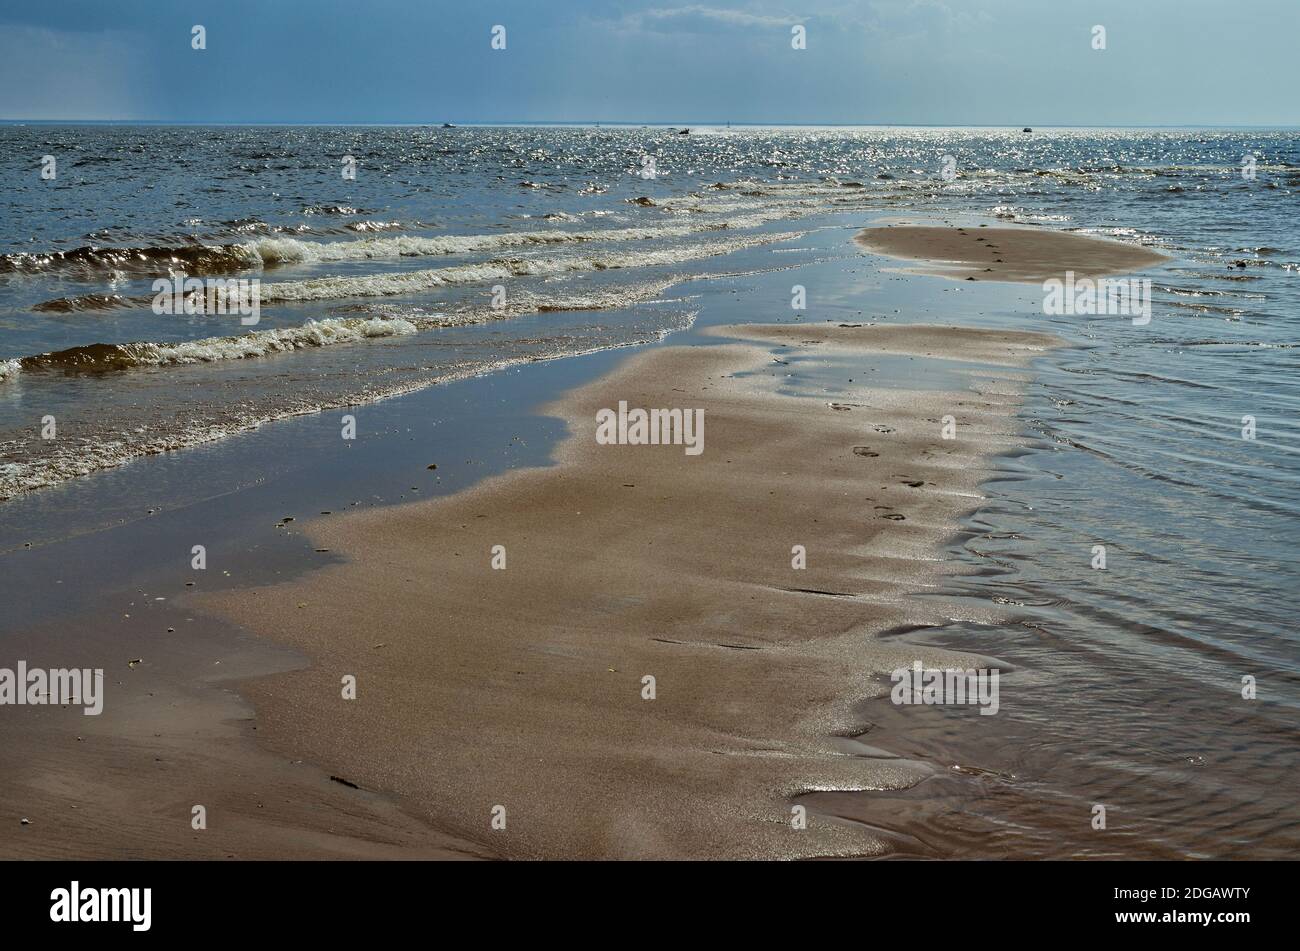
[
  {"left": 855, "top": 224, "right": 1169, "bottom": 283},
  {"left": 201, "top": 316, "right": 1057, "bottom": 859},
  {"left": 7, "top": 212, "right": 1293, "bottom": 863},
  {"left": 3, "top": 222, "right": 1180, "bottom": 860}
]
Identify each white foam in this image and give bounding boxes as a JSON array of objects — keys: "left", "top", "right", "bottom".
[
  {"left": 0, "top": 359, "right": 20, "bottom": 384},
  {"left": 226, "top": 199, "right": 827, "bottom": 269},
  {"left": 238, "top": 224, "right": 709, "bottom": 267},
  {"left": 0, "top": 249, "right": 813, "bottom": 501},
  {"left": 259, "top": 231, "right": 804, "bottom": 302},
  {"left": 121, "top": 316, "right": 425, "bottom": 368}
]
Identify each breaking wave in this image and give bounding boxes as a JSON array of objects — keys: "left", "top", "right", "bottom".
[
  {"left": 14, "top": 316, "right": 424, "bottom": 375},
  {"left": 4, "top": 203, "right": 816, "bottom": 279},
  {"left": 258, "top": 231, "right": 804, "bottom": 302},
  {"left": 2, "top": 276, "right": 692, "bottom": 383},
  {"left": 0, "top": 243, "right": 254, "bottom": 277}
]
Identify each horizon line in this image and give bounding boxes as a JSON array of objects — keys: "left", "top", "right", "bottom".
[{"left": 3, "top": 119, "right": 1299, "bottom": 130}]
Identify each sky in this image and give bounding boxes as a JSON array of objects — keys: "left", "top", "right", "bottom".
[{"left": 0, "top": 0, "right": 1296, "bottom": 126}]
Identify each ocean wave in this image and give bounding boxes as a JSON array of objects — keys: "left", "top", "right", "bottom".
[
  {"left": 240, "top": 225, "right": 698, "bottom": 266},
  {"left": 15, "top": 316, "right": 424, "bottom": 375},
  {"left": 238, "top": 205, "right": 812, "bottom": 265},
  {"left": 3, "top": 211, "right": 802, "bottom": 280},
  {"left": 989, "top": 204, "right": 1071, "bottom": 223},
  {"left": 257, "top": 231, "right": 804, "bottom": 302},
  {"left": 32, "top": 293, "right": 134, "bottom": 313},
  {"left": 0, "top": 243, "right": 254, "bottom": 276},
  {"left": 301, "top": 204, "right": 365, "bottom": 216},
  {"left": 346, "top": 220, "right": 404, "bottom": 232},
  {"left": 5, "top": 275, "right": 695, "bottom": 382}
]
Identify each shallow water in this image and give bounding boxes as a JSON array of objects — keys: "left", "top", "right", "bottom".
[
  {"left": 1, "top": 125, "right": 1297, "bottom": 858},
  {"left": 4, "top": 125, "right": 1296, "bottom": 497}
]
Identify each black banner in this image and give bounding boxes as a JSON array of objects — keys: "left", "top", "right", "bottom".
[{"left": 0, "top": 860, "right": 1283, "bottom": 938}]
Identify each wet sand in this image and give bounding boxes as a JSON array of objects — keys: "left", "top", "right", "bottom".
[
  {"left": 201, "top": 321, "right": 1058, "bottom": 859},
  {"left": 855, "top": 225, "right": 1168, "bottom": 283},
  {"left": 0, "top": 610, "right": 488, "bottom": 859}
]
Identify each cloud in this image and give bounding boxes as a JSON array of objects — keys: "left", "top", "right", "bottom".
[{"left": 624, "top": 5, "right": 805, "bottom": 34}]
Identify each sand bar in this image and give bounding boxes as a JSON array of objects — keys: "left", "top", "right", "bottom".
[
  {"left": 855, "top": 224, "right": 1168, "bottom": 283},
  {"left": 202, "top": 321, "right": 1059, "bottom": 859}
]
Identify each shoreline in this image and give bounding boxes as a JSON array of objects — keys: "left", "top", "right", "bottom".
[{"left": 0, "top": 217, "right": 1157, "bottom": 508}]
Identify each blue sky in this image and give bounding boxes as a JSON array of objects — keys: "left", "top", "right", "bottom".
[{"left": 1, "top": 0, "right": 1296, "bottom": 125}]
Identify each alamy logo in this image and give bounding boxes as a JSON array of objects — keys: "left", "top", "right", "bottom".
[
  {"left": 0, "top": 662, "right": 103, "bottom": 715},
  {"left": 50, "top": 882, "right": 151, "bottom": 931},
  {"left": 890, "top": 661, "right": 1000, "bottom": 715},
  {"left": 595, "top": 401, "right": 704, "bottom": 455},
  {"left": 152, "top": 271, "right": 261, "bottom": 325},
  {"left": 1043, "top": 271, "right": 1152, "bottom": 325}
]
